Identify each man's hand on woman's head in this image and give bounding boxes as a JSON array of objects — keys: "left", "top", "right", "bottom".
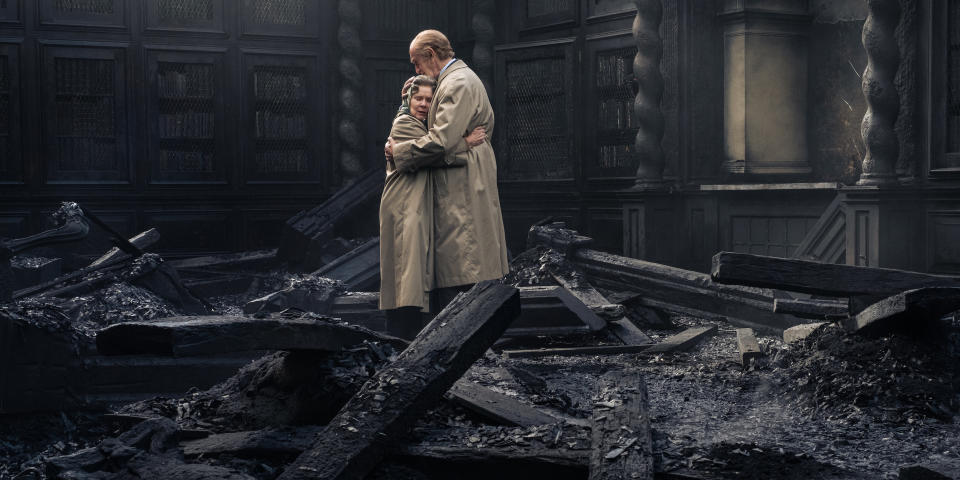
[
  {"left": 464, "top": 126, "right": 486, "bottom": 148},
  {"left": 401, "top": 76, "right": 416, "bottom": 98}
]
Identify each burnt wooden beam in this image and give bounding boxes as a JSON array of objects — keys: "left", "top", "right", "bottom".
[
  {"left": 504, "top": 344, "right": 653, "bottom": 359},
  {"left": 311, "top": 237, "right": 380, "bottom": 291},
  {"left": 168, "top": 249, "right": 278, "bottom": 271},
  {"left": 589, "top": 371, "right": 653, "bottom": 480},
  {"left": 773, "top": 297, "right": 848, "bottom": 319},
  {"left": 279, "top": 168, "right": 385, "bottom": 267},
  {"left": 711, "top": 251, "right": 960, "bottom": 297},
  {"left": 735, "top": 328, "right": 763, "bottom": 367},
  {"left": 182, "top": 427, "right": 324, "bottom": 458},
  {"left": 96, "top": 314, "right": 408, "bottom": 357},
  {"left": 550, "top": 272, "right": 651, "bottom": 344},
  {"left": 447, "top": 380, "right": 558, "bottom": 427},
  {"left": 642, "top": 326, "right": 717, "bottom": 354},
  {"left": 783, "top": 322, "right": 831, "bottom": 344},
  {"left": 529, "top": 225, "right": 800, "bottom": 333},
  {"left": 841, "top": 287, "right": 960, "bottom": 335},
  {"left": 88, "top": 228, "right": 160, "bottom": 268},
  {"left": 276, "top": 281, "right": 520, "bottom": 480}
]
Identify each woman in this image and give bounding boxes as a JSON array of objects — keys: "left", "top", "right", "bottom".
[{"left": 379, "top": 75, "right": 485, "bottom": 339}]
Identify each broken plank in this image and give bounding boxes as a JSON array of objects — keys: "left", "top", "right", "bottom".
[
  {"left": 447, "top": 380, "right": 558, "bottom": 427},
  {"left": 96, "top": 314, "right": 408, "bottom": 357},
  {"left": 711, "top": 251, "right": 960, "bottom": 297},
  {"left": 276, "top": 280, "right": 520, "bottom": 480},
  {"left": 735, "top": 328, "right": 763, "bottom": 367},
  {"left": 182, "top": 427, "right": 323, "bottom": 458},
  {"left": 88, "top": 228, "right": 160, "bottom": 268},
  {"left": 510, "top": 285, "right": 605, "bottom": 335},
  {"left": 530, "top": 224, "right": 800, "bottom": 333},
  {"left": 773, "top": 297, "right": 848, "bottom": 319},
  {"left": 783, "top": 322, "right": 831, "bottom": 344},
  {"left": 549, "top": 271, "right": 652, "bottom": 344},
  {"left": 167, "top": 249, "right": 278, "bottom": 271},
  {"left": 590, "top": 371, "right": 653, "bottom": 480},
  {"left": 547, "top": 276, "right": 619, "bottom": 331},
  {"left": 841, "top": 287, "right": 960, "bottom": 335},
  {"left": 504, "top": 344, "right": 652, "bottom": 359},
  {"left": 312, "top": 237, "right": 380, "bottom": 291},
  {"left": 642, "top": 326, "right": 718, "bottom": 354},
  {"left": 279, "top": 168, "right": 385, "bottom": 267}
]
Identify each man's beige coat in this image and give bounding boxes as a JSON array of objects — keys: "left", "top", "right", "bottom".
[{"left": 393, "top": 60, "right": 510, "bottom": 288}]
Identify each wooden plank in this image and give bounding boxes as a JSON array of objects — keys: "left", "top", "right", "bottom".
[
  {"left": 312, "top": 237, "right": 380, "bottom": 291},
  {"left": 549, "top": 272, "right": 652, "bottom": 344},
  {"left": 735, "top": 328, "right": 763, "bottom": 367},
  {"left": 504, "top": 344, "right": 652, "bottom": 359},
  {"left": 712, "top": 251, "right": 960, "bottom": 297},
  {"left": 182, "top": 427, "right": 323, "bottom": 458},
  {"left": 547, "top": 276, "right": 618, "bottom": 331},
  {"left": 279, "top": 168, "right": 385, "bottom": 266},
  {"left": 447, "top": 380, "right": 558, "bottom": 427},
  {"left": 589, "top": 371, "right": 653, "bottom": 480},
  {"left": 95, "top": 315, "right": 408, "bottom": 357},
  {"left": 773, "top": 297, "right": 848, "bottom": 319},
  {"left": 642, "top": 326, "right": 718, "bottom": 354},
  {"left": 511, "top": 285, "right": 605, "bottom": 335},
  {"left": 88, "top": 228, "right": 160, "bottom": 267},
  {"left": 168, "top": 249, "right": 277, "bottom": 271},
  {"left": 567, "top": 249, "right": 799, "bottom": 333},
  {"left": 276, "top": 281, "right": 521, "bottom": 480},
  {"left": 783, "top": 322, "right": 830, "bottom": 344},
  {"left": 841, "top": 287, "right": 960, "bottom": 335}
]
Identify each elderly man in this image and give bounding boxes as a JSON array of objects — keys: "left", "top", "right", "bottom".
[{"left": 386, "top": 29, "right": 509, "bottom": 309}]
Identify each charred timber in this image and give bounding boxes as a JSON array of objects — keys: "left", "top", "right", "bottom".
[
  {"left": 96, "top": 315, "right": 407, "bottom": 357},
  {"left": 842, "top": 287, "right": 960, "bottom": 335},
  {"left": 589, "top": 372, "right": 654, "bottom": 480},
  {"left": 530, "top": 225, "right": 798, "bottom": 332},
  {"left": 277, "top": 281, "right": 520, "bottom": 480},
  {"left": 711, "top": 251, "right": 960, "bottom": 297}
]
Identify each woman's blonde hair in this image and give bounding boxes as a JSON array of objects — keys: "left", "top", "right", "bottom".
[{"left": 411, "top": 29, "right": 454, "bottom": 60}]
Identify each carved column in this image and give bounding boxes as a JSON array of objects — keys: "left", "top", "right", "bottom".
[
  {"left": 471, "top": 0, "right": 495, "bottom": 96},
  {"left": 857, "top": 0, "right": 901, "bottom": 186},
  {"left": 337, "top": 0, "right": 363, "bottom": 181},
  {"left": 631, "top": 0, "right": 665, "bottom": 190}
]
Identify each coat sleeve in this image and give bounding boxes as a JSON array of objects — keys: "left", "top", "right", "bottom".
[{"left": 393, "top": 75, "right": 476, "bottom": 172}]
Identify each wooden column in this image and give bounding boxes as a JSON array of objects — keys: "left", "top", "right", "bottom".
[
  {"left": 631, "top": 0, "right": 665, "bottom": 190},
  {"left": 337, "top": 0, "right": 363, "bottom": 180},
  {"left": 857, "top": 0, "right": 901, "bottom": 186}
]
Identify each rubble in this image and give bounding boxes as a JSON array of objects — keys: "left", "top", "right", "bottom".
[{"left": 1, "top": 220, "right": 958, "bottom": 480}]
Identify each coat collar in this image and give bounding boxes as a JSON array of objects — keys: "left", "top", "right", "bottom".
[{"left": 437, "top": 59, "right": 466, "bottom": 86}]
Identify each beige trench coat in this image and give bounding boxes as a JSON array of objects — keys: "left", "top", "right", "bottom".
[
  {"left": 379, "top": 114, "right": 470, "bottom": 310},
  {"left": 393, "top": 60, "right": 510, "bottom": 288}
]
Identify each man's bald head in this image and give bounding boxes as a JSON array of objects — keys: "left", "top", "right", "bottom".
[
  {"left": 410, "top": 30, "right": 455, "bottom": 61},
  {"left": 409, "top": 30, "right": 454, "bottom": 78}
]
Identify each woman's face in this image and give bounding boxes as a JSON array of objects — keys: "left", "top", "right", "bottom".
[{"left": 410, "top": 85, "right": 433, "bottom": 121}]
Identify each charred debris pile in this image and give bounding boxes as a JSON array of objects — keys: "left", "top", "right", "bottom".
[{"left": 0, "top": 179, "right": 958, "bottom": 480}]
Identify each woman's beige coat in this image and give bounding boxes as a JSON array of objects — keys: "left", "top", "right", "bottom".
[
  {"left": 392, "top": 60, "right": 510, "bottom": 288},
  {"left": 379, "top": 114, "right": 470, "bottom": 310}
]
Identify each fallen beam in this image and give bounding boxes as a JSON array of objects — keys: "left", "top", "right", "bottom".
[
  {"left": 735, "top": 328, "right": 763, "bottom": 367},
  {"left": 783, "top": 322, "right": 831, "bottom": 344},
  {"left": 529, "top": 224, "right": 801, "bottom": 333},
  {"left": 311, "top": 237, "right": 380, "bottom": 291},
  {"left": 508, "top": 285, "right": 605, "bottom": 337},
  {"left": 642, "top": 326, "right": 718, "bottom": 354},
  {"left": 841, "top": 287, "right": 960, "bottom": 335},
  {"left": 96, "top": 314, "right": 408, "bottom": 357},
  {"left": 168, "top": 249, "right": 278, "bottom": 271},
  {"left": 549, "top": 271, "right": 652, "bottom": 345},
  {"left": 182, "top": 427, "right": 324, "bottom": 458},
  {"left": 712, "top": 251, "right": 960, "bottom": 297},
  {"left": 773, "top": 297, "right": 848, "bottom": 319},
  {"left": 279, "top": 168, "right": 385, "bottom": 267},
  {"left": 447, "top": 380, "right": 558, "bottom": 427},
  {"left": 504, "top": 344, "right": 652, "bottom": 359},
  {"left": 277, "top": 281, "right": 520, "bottom": 480},
  {"left": 88, "top": 228, "right": 160, "bottom": 268},
  {"left": 589, "top": 372, "right": 653, "bottom": 480}
]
